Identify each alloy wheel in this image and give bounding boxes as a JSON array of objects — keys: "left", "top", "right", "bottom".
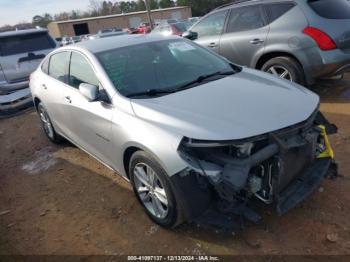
[
  {"left": 267, "top": 65, "right": 293, "bottom": 82},
  {"left": 39, "top": 105, "right": 54, "bottom": 139},
  {"left": 133, "top": 163, "right": 169, "bottom": 219}
]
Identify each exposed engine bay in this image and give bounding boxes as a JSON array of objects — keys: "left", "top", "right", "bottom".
[{"left": 177, "top": 110, "right": 338, "bottom": 225}]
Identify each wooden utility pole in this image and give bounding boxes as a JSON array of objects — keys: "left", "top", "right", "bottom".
[{"left": 144, "top": 0, "right": 154, "bottom": 29}]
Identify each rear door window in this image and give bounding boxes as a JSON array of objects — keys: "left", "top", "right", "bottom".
[
  {"left": 48, "top": 52, "right": 70, "bottom": 83},
  {"left": 226, "top": 6, "right": 266, "bottom": 33},
  {"left": 265, "top": 3, "right": 295, "bottom": 23},
  {"left": 308, "top": 0, "right": 350, "bottom": 19},
  {"left": 0, "top": 32, "right": 56, "bottom": 57}
]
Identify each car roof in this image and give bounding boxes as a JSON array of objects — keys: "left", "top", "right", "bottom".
[
  {"left": 214, "top": 0, "right": 303, "bottom": 12},
  {"left": 0, "top": 28, "right": 48, "bottom": 38},
  {"left": 68, "top": 34, "right": 180, "bottom": 54}
]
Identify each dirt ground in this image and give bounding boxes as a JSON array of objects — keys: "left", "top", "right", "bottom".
[{"left": 0, "top": 74, "right": 350, "bottom": 257}]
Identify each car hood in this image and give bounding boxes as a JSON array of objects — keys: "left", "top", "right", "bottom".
[{"left": 131, "top": 68, "right": 319, "bottom": 141}]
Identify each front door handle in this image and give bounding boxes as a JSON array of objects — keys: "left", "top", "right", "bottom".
[
  {"left": 42, "top": 84, "right": 47, "bottom": 90},
  {"left": 250, "top": 39, "right": 264, "bottom": 45},
  {"left": 208, "top": 42, "right": 218, "bottom": 48},
  {"left": 64, "top": 96, "right": 72, "bottom": 103}
]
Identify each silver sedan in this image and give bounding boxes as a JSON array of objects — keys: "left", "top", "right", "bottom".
[{"left": 30, "top": 34, "right": 337, "bottom": 228}]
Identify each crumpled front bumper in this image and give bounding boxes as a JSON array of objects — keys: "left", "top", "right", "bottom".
[
  {"left": 176, "top": 112, "right": 338, "bottom": 227},
  {"left": 276, "top": 125, "right": 335, "bottom": 214},
  {"left": 276, "top": 157, "right": 331, "bottom": 215}
]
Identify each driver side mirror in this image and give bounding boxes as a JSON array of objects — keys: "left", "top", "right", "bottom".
[
  {"left": 182, "top": 31, "right": 198, "bottom": 40},
  {"left": 79, "top": 83, "right": 98, "bottom": 102}
]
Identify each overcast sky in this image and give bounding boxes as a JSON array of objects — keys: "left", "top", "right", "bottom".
[{"left": 1, "top": 0, "right": 94, "bottom": 26}]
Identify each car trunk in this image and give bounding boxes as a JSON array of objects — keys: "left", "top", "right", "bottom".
[
  {"left": 0, "top": 31, "right": 55, "bottom": 83},
  {"left": 307, "top": 0, "right": 350, "bottom": 51}
]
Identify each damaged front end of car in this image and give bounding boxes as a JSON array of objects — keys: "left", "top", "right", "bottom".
[{"left": 176, "top": 110, "right": 338, "bottom": 228}]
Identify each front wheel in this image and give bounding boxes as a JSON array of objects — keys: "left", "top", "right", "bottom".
[
  {"left": 261, "top": 57, "right": 306, "bottom": 86},
  {"left": 129, "top": 151, "right": 183, "bottom": 228}
]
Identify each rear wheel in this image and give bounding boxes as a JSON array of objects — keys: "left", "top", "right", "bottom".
[
  {"left": 38, "top": 102, "right": 64, "bottom": 144},
  {"left": 129, "top": 151, "right": 182, "bottom": 228},
  {"left": 261, "top": 57, "right": 306, "bottom": 85}
]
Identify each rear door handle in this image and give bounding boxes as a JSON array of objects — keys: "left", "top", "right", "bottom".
[
  {"left": 42, "top": 84, "right": 47, "bottom": 90},
  {"left": 250, "top": 39, "right": 264, "bottom": 45},
  {"left": 65, "top": 96, "right": 72, "bottom": 103},
  {"left": 208, "top": 42, "right": 218, "bottom": 48}
]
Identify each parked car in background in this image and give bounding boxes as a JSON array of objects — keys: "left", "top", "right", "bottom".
[
  {"left": 125, "top": 27, "right": 139, "bottom": 34},
  {"left": 98, "top": 27, "right": 123, "bottom": 34},
  {"left": 151, "top": 22, "right": 190, "bottom": 37},
  {"left": 184, "top": 0, "right": 350, "bottom": 86},
  {"left": 89, "top": 31, "right": 127, "bottom": 40},
  {"left": 0, "top": 28, "right": 57, "bottom": 115},
  {"left": 80, "top": 34, "right": 91, "bottom": 42},
  {"left": 55, "top": 37, "right": 63, "bottom": 46},
  {"left": 69, "top": 36, "right": 81, "bottom": 45},
  {"left": 136, "top": 22, "right": 152, "bottom": 34},
  {"left": 61, "top": 36, "right": 81, "bottom": 46},
  {"left": 61, "top": 36, "right": 69, "bottom": 46},
  {"left": 166, "top": 19, "right": 179, "bottom": 24},
  {"left": 61, "top": 36, "right": 70, "bottom": 46},
  {"left": 188, "top": 17, "right": 200, "bottom": 24},
  {"left": 30, "top": 35, "right": 337, "bottom": 228}
]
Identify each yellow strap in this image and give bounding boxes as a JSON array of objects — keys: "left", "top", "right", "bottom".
[{"left": 317, "top": 125, "right": 334, "bottom": 159}]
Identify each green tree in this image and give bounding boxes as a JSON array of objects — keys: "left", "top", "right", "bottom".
[
  {"left": 176, "top": 0, "right": 234, "bottom": 16},
  {"left": 159, "top": 0, "right": 175, "bottom": 8},
  {"left": 54, "top": 12, "right": 70, "bottom": 21},
  {"left": 69, "top": 10, "right": 80, "bottom": 19},
  {"left": 136, "top": 0, "right": 146, "bottom": 11},
  {"left": 101, "top": 1, "right": 113, "bottom": 15},
  {"left": 32, "top": 13, "right": 53, "bottom": 27},
  {"left": 149, "top": 0, "right": 159, "bottom": 9},
  {"left": 111, "top": 3, "right": 122, "bottom": 14},
  {"left": 119, "top": 1, "right": 139, "bottom": 13}
]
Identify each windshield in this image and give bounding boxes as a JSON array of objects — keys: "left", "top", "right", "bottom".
[
  {"left": 97, "top": 39, "right": 235, "bottom": 98},
  {"left": 0, "top": 32, "right": 55, "bottom": 56}
]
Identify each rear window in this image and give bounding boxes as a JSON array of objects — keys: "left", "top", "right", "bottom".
[
  {"left": 308, "top": 0, "right": 350, "bottom": 19},
  {"left": 0, "top": 32, "right": 55, "bottom": 57},
  {"left": 265, "top": 3, "right": 295, "bottom": 23}
]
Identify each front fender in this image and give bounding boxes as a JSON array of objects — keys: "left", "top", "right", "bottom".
[{"left": 110, "top": 110, "right": 187, "bottom": 178}]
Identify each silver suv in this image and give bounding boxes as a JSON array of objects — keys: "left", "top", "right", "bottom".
[
  {"left": 184, "top": 0, "right": 350, "bottom": 86},
  {"left": 0, "top": 29, "right": 57, "bottom": 115}
]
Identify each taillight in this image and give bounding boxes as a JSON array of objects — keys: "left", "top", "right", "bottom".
[{"left": 303, "top": 27, "right": 337, "bottom": 51}]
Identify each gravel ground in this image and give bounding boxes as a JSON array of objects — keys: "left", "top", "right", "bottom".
[{"left": 0, "top": 74, "right": 350, "bottom": 257}]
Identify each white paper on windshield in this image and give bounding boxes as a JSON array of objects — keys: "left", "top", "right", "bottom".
[{"left": 169, "top": 42, "right": 195, "bottom": 52}]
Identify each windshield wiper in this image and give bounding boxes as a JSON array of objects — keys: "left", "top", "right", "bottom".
[
  {"left": 175, "top": 70, "right": 235, "bottom": 91},
  {"left": 126, "top": 88, "right": 176, "bottom": 98},
  {"left": 126, "top": 70, "right": 235, "bottom": 98}
]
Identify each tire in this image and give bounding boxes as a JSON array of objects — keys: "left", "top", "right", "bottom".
[
  {"left": 261, "top": 56, "right": 306, "bottom": 86},
  {"left": 129, "top": 151, "right": 183, "bottom": 228},
  {"left": 37, "top": 102, "right": 64, "bottom": 144}
]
